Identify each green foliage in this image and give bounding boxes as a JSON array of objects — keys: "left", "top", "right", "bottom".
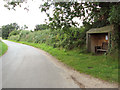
[
  {"left": 34, "top": 24, "right": 49, "bottom": 31},
  {"left": 108, "top": 4, "right": 120, "bottom": 52},
  {"left": 9, "top": 30, "right": 30, "bottom": 41},
  {"left": 41, "top": 2, "right": 85, "bottom": 30},
  {"left": 0, "top": 28, "right": 2, "bottom": 37},
  {"left": 9, "top": 35, "right": 20, "bottom": 41},
  {"left": 0, "top": 41, "right": 8, "bottom": 56},
  {"left": 19, "top": 30, "right": 30, "bottom": 41},
  {"left": 1, "top": 23, "right": 20, "bottom": 39},
  {"left": 4, "top": 1, "right": 24, "bottom": 10},
  {"left": 20, "top": 25, "right": 28, "bottom": 30},
  {"left": 9, "top": 30, "right": 21, "bottom": 36},
  {"left": 40, "top": 2, "right": 118, "bottom": 31},
  {"left": 108, "top": 4, "right": 120, "bottom": 25},
  {"left": 9, "top": 27, "right": 86, "bottom": 50}
]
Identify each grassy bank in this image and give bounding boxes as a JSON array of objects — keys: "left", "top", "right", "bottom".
[
  {"left": 9, "top": 40, "right": 118, "bottom": 83},
  {"left": 0, "top": 41, "right": 8, "bottom": 56}
]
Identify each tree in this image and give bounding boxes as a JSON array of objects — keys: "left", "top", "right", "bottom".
[
  {"left": 0, "top": 28, "right": 2, "bottom": 37},
  {"left": 1, "top": 23, "right": 20, "bottom": 39},
  {"left": 20, "top": 25, "right": 28, "bottom": 30},
  {"left": 34, "top": 24, "right": 49, "bottom": 31},
  {"left": 23, "top": 25, "right": 28, "bottom": 29},
  {"left": 9, "top": 30, "right": 21, "bottom": 36},
  {"left": 108, "top": 4, "right": 120, "bottom": 60},
  {"left": 40, "top": 2, "right": 114, "bottom": 31},
  {"left": 3, "top": 1, "right": 119, "bottom": 30},
  {"left": 40, "top": 2, "right": 120, "bottom": 45},
  {"left": 108, "top": 4, "right": 120, "bottom": 45}
]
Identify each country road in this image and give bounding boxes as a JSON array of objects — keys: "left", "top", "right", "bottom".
[{"left": 1, "top": 40, "right": 79, "bottom": 88}]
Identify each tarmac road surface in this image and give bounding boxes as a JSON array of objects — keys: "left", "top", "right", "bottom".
[{"left": 1, "top": 40, "right": 79, "bottom": 88}]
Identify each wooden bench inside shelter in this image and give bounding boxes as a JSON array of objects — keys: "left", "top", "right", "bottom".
[{"left": 95, "top": 42, "right": 108, "bottom": 53}]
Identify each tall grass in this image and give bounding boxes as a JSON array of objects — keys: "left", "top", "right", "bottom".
[{"left": 0, "top": 41, "right": 8, "bottom": 56}]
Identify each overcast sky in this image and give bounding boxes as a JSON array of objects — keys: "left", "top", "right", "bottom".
[
  {"left": 0, "top": 0, "right": 83, "bottom": 30},
  {"left": 0, "top": 0, "right": 49, "bottom": 30}
]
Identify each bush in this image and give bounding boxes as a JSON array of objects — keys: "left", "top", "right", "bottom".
[
  {"left": 9, "top": 30, "right": 21, "bottom": 36},
  {"left": 9, "top": 27, "right": 86, "bottom": 50},
  {"left": 19, "top": 30, "right": 31, "bottom": 41},
  {"left": 9, "top": 35, "right": 20, "bottom": 41}
]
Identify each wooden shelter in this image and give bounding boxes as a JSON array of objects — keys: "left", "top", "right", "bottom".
[{"left": 86, "top": 25, "right": 113, "bottom": 53}]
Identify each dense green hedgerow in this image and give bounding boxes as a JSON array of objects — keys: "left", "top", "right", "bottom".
[
  {"left": 9, "top": 35, "right": 20, "bottom": 41},
  {"left": 9, "top": 27, "right": 86, "bottom": 50},
  {"left": 9, "top": 30, "right": 21, "bottom": 36}
]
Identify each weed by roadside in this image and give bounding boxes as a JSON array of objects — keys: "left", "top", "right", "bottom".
[{"left": 0, "top": 41, "right": 8, "bottom": 56}]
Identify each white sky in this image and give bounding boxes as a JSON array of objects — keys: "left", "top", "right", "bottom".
[
  {"left": 0, "top": 0, "right": 48, "bottom": 30},
  {"left": 0, "top": 0, "right": 83, "bottom": 30}
]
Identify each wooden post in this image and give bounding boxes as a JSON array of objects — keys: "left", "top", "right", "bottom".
[
  {"left": 86, "top": 33, "right": 90, "bottom": 52},
  {"left": 108, "top": 32, "right": 111, "bottom": 52},
  {"left": 86, "top": 33, "right": 88, "bottom": 51}
]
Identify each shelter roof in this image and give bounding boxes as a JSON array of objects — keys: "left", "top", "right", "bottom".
[{"left": 87, "top": 25, "right": 113, "bottom": 34}]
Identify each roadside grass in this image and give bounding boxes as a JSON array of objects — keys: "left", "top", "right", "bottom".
[
  {"left": 0, "top": 41, "right": 8, "bottom": 56},
  {"left": 9, "top": 40, "right": 119, "bottom": 83}
]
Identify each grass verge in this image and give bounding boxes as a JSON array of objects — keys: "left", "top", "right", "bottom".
[
  {"left": 9, "top": 40, "right": 119, "bottom": 83},
  {"left": 0, "top": 41, "right": 8, "bottom": 56}
]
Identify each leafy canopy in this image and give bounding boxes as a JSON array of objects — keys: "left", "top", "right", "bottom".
[
  {"left": 40, "top": 2, "right": 119, "bottom": 30},
  {"left": 34, "top": 24, "right": 49, "bottom": 31},
  {"left": 1, "top": 23, "right": 20, "bottom": 39}
]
